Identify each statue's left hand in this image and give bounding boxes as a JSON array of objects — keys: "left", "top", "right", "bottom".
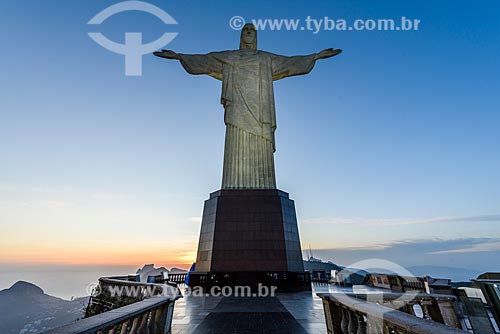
[
  {"left": 315, "top": 48, "right": 342, "bottom": 60},
  {"left": 153, "top": 49, "right": 181, "bottom": 60}
]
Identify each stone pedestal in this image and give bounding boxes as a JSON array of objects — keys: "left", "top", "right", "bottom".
[{"left": 188, "top": 189, "right": 310, "bottom": 292}]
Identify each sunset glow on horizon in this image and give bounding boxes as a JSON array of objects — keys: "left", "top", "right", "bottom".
[{"left": 1, "top": 0, "right": 500, "bottom": 284}]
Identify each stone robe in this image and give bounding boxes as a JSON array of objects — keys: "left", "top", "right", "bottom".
[{"left": 179, "top": 49, "right": 317, "bottom": 189}]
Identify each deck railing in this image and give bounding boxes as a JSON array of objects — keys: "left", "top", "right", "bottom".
[
  {"left": 168, "top": 273, "right": 187, "bottom": 284},
  {"left": 43, "top": 295, "right": 178, "bottom": 334},
  {"left": 42, "top": 276, "right": 181, "bottom": 334},
  {"left": 318, "top": 292, "right": 466, "bottom": 334}
]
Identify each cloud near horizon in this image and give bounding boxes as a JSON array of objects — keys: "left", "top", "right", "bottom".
[
  {"left": 303, "top": 215, "right": 500, "bottom": 227},
  {"left": 310, "top": 237, "right": 500, "bottom": 279}
]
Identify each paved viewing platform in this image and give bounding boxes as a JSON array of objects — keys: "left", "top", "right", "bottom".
[
  {"left": 171, "top": 284, "right": 467, "bottom": 334},
  {"left": 40, "top": 279, "right": 471, "bottom": 334},
  {"left": 171, "top": 285, "right": 347, "bottom": 334}
]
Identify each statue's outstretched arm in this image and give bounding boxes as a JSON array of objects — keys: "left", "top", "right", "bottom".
[
  {"left": 271, "top": 48, "right": 342, "bottom": 80},
  {"left": 314, "top": 48, "right": 342, "bottom": 60},
  {"left": 154, "top": 49, "right": 223, "bottom": 80},
  {"left": 154, "top": 49, "right": 181, "bottom": 60}
]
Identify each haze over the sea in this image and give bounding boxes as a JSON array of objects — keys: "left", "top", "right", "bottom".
[{"left": 1, "top": 0, "right": 499, "bottom": 286}]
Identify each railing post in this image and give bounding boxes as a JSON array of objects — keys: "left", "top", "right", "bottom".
[
  {"left": 341, "top": 307, "right": 349, "bottom": 333},
  {"left": 366, "top": 315, "right": 383, "bottom": 334},
  {"left": 332, "top": 302, "right": 344, "bottom": 334},
  {"left": 137, "top": 312, "right": 149, "bottom": 334},
  {"left": 331, "top": 302, "right": 344, "bottom": 334},
  {"left": 154, "top": 304, "right": 166, "bottom": 334},
  {"left": 120, "top": 320, "right": 130, "bottom": 334},
  {"left": 347, "top": 309, "right": 358, "bottom": 334},
  {"left": 322, "top": 299, "right": 334, "bottom": 334},
  {"left": 356, "top": 313, "right": 367, "bottom": 334},
  {"left": 148, "top": 308, "right": 157, "bottom": 334},
  {"left": 130, "top": 316, "right": 141, "bottom": 334},
  {"left": 163, "top": 301, "right": 175, "bottom": 334},
  {"left": 436, "top": 300, "right": 462, "bottom": 329},
  {"left": 420, "top": 300, "right": 432, "bottom": 320},
  {"left": 323, "top": 299, "right": 343, "bottom": 334}
]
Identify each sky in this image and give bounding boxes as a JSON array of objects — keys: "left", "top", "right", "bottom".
[{"left": 1, "top": 0, "right": 500, "bottom": 289}]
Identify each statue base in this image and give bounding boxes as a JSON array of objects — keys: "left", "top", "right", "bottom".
[
  {"left": 187, "top": 271, "right": 311, "bottom": 293},
  {"left": 188, "top": 189, "right": 311, "bottom": 292}
]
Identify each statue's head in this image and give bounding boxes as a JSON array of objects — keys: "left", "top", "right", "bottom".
[{"left": 240, "top": 24, "right": 257, "bottom": 50}]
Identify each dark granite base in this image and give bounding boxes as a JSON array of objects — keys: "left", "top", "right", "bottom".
[
  {"left": 190, "top": 189, "right": 310, "bottom": 292},
  {"left": 188, "top": 271, "right": 311, "bottom": 293}
]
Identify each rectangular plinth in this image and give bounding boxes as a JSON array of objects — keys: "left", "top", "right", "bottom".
[{"left": 194, "top": 189, "right": 305, "bottom": 274}]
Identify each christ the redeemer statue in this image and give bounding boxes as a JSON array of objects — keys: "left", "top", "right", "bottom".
[{"left": 154, "top": 24, "right": 341, "bottom": 189}]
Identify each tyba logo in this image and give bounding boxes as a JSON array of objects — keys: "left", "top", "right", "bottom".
[{"left": 88, "top": 1, "right": 178, "bottom": 76}]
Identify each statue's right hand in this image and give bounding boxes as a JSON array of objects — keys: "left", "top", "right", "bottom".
[{"left": 153, "top": 49, "right": 181, "bottom": 60}]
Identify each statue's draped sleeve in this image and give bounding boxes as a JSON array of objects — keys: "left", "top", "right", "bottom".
[
  {"left": 270, "top": 53, "right": 317, "bottom": 81},
  {"left": 178, "top": 52, "right": 225, "bottom": 80}
]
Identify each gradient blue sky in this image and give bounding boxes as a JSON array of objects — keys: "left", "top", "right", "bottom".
[{"left": 1, "top": 0, "right": 499, "bottom": 280}]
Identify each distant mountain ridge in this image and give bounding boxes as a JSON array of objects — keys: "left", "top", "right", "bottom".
[
  {"left": 408, "top": 265, "right": 481, "bottom": 282},
  {"left": 8, "top": 280, "right": 44, "bottom": 295},
  {"left": 0, "top": 281, "right": 88, "bottom": 334},
  {"left": 304, "top": 258, "right": 481, "bottom": 283}
]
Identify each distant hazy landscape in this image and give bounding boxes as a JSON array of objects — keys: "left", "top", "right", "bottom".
[
  {"left": 0, "top": 261, "right": 482, "bottom": 302},
  {"left": 0, "top": 281, "right": 89, "bottom": 334},
  {"left": 0, "top": 260, "right": 486, "bottom": 333},
  {"left": 0, "top": 264, "right": 148, "bottom": 300}
]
